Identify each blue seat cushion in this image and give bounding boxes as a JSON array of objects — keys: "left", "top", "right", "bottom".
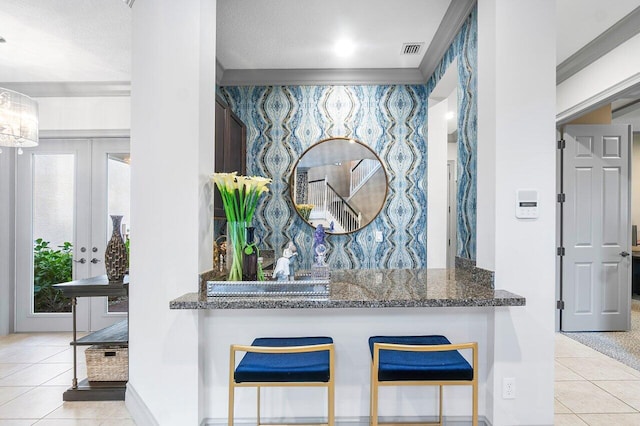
[
  {"left": 369, "top": 335, "right": 473, "bottom": 382},
  {"left": 234, "top": 337, "right": 333, "bottom": 383}
]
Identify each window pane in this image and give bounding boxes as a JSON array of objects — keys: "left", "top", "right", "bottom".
[
  {"left": 32, "top": 154, "right": 74, "bottom": 313},
  {"left": 107, "top": 153, "right": 130, "bottom": 313}
]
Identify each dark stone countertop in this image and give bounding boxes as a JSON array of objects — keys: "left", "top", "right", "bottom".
[{"left": 169, "top": 269, "right": 525, "bottom": 310}]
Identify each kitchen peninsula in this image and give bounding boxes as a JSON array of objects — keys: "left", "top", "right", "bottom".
[
  {"left": 170, "top": 268, "right": 525, "bottom": 310},
  {"left": 170, "top": 267, "right": 525, "bottom": 423}
]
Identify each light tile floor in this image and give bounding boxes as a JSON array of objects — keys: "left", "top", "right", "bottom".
[
  {"left": 0, "top": 332, "right": 133, "bottom": 425},
  {"left": 2, "top": 332, "right": 640, "bottom": 424},
  {"left": 555, "top": 333, "right": 640, "bottom": 425}
]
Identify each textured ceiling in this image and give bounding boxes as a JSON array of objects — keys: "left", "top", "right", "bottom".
[
  {"left": 0, "top": 0, "right": 637, "bottom": 86},
  {"left": 216, "top": 0, "right": 450, "bottom": 70},
  {"left": 0, "top": 0, "right": 131, "bottom": 82},
  {"left": 556, "top": 0, "right": 640, "bottom": 64}
]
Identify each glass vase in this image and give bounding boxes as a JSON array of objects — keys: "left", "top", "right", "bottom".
[{"left": 226, "top": 221, "right": 247, "bottom": 281}]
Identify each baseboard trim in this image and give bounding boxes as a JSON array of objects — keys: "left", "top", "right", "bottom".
[
  {"left": 125, "top": 383, "right": 159, "bottom": 426},
  {"left": 201, "top": 415, "right": 490, "bottom": 426}
]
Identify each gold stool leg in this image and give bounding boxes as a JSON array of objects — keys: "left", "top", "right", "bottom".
[
  {"left": 257, "top": 386, "right": 261, "bottom": 426},
  {"left": 438, "top": 385, "right": 443, "bottom": 426},
  {"left": 472, "top": 381, "right": 478, "bottom": 426},
  {"left": 228, "top": 346, "right": 235, "bottom": 426},
  {"left": 370, "top": 368, "right": 378, "bottom": 426},
  {"left": 228, "top": 384, "right": 234, "bottom": 426},
  {"left": 328, "top": 381, "right": 335, "bottom": 426}
]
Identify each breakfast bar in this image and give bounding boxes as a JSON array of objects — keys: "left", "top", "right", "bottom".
[
  {"left": 170, "top": 268, "right": 524, "bottom": 424},
  {"left": 170, "top": 268, "right": 525, "bottom": 310}
]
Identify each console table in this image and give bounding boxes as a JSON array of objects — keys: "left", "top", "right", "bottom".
[{"left": 54, "top": 275, "right": 128, "bottom": 401}]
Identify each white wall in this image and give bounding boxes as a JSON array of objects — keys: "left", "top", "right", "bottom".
[
  {"left": 35, "top": 97, "right": 130, "bottom": 131},
  {"left": 447, "top": 141, "right": 458, "bottom": 161},
  {"left": 427, "top": 97, "right": 449, "bottom": 268},
  {"left": 127, "top": 0, "right": 215, "bottom": 424},
  {"left": 478, "top": 1, "right": 556, "bottom": 424}
]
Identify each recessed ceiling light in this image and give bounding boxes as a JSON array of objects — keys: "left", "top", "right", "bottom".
[{"left": 334, "top": 39, "right": 355, "bottom": 57}]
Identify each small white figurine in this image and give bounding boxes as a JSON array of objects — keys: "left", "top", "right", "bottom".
[{"left": 273, "top": 242, "right": 298, "bottom": 281}]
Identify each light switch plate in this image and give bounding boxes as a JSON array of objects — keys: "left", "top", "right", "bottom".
[{"left": 375, "top": 231, "right": 383, "bottom": 242}]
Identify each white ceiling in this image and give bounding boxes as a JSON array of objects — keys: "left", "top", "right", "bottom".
[
  {"left": 216, "top": 0, "right": 450, "bottom": 70},
  {"left": 556, "top": 0, "right": 640, "bottom": 64},
  {"left": 0, "top": 0, "right": 638, "bottom": 92},
  {"left": 0, "top": 0, "right": 131, "bottom": 82}
]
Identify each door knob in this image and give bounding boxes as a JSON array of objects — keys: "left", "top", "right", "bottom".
[
  {"left": 90, "top": 258, "right": 102, "bottom": 264},
  {"left": 73, "top": 258, "right": 86, "bottom": 264},
  {"left": 620, "top": 251, "right": 630, "bottom": 257}
]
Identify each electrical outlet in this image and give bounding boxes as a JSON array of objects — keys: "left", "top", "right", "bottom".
[
  {"left": 503, "top": 377, "right": 516, "bottom": 399},
  {"left": 375, "top": 231, "right": 383, "bottom": 242}
]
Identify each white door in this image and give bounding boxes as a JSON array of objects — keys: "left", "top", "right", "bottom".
[
  {"left": 16, "top": 138, "right": 130, "bottom": 332},
  {"left": 561, "top": 124, "right": 631, "bottom": 331}
]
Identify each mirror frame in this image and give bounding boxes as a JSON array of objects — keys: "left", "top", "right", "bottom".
[{"left": 289, "top": 137, "right": 388, "bottom": 234}]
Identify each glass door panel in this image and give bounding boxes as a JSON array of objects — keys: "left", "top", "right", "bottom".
[
  {"left": 89, "top": 139, "right": 130, "bottom": 331},
  {"left": 106, "top": 152, "right": 130, "bottom": 314},
  {"left": 16, "top": 140, "right": 91, "bottom": 332},
  {"left": 32, "top": 154, "right": 75, "bottom": 313}
]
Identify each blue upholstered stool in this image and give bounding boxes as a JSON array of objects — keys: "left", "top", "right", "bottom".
[
  {"left": 369, "top": 335, "right": 477, "bottom": 426},
  {"left": 229, "top": 337, "right": 335, "bottom": 426}
]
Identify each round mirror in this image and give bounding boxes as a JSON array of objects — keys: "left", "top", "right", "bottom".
[{"left": 290, "top": 137, "right": 388, "bottom": 234}]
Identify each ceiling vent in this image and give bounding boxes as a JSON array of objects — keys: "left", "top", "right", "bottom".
[{"left": 401, "top": 43, "right": 424, "bottom": 55}]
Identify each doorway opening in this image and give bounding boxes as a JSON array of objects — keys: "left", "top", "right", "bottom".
[
  {"left": 427, "top": 58, "right": 459, "bottom": 269},
  {"left": 15, "top": 138, "right": 130, "bottom": 332}
]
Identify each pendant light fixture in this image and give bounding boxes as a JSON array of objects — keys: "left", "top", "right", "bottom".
[{"left": 0, "top": 87, "right": 39, "bottom": 155}]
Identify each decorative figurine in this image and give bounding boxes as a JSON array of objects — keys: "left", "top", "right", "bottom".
[
  {"left": 314, "top": 224, "right": 326, "bottom": 251},
  {"left": 273, "top": 241, "right": 298, "bottom": 281},
  {"left": 312, "top": 225, "right": 330, "bottom": 279}
]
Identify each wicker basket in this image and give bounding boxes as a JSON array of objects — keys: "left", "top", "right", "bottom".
[{"left": 85, "top": 345, "right": 128, "bottom": 382}]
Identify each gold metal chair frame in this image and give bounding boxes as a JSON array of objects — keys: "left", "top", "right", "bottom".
[
  {"left": 370, "top": 342, "right": 478, "bottom": 426},
  {"left": 229, "top": 343, "right": 336, "bottom": 426}
]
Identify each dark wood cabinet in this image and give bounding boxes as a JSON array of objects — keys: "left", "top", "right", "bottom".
[{"left": 214, "top": 96, "right": 247, "bottom": 218}]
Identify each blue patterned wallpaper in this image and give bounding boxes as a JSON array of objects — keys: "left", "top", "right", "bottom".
[
  {"left": 218, "top": 7, "right": 477, "bottom": 268},
  {"left": 427, "top": 6, "right": 478, "bottom": 260}
]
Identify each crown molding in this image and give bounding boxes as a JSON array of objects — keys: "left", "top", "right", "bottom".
[
  {"left": 556, "top": 72, "right": 640, "bottom": 124},
  {"left": 612, "top": 98, "right": 640, "bottom": 119},
  {"left": 557, "top": 6, "right": 640, "bottom": 84},
  {"left": 419, "top": 0, "right": 476, "bottom": 81},
  {"left": 0, "top": 82, "right": 130, "bottom": 97},
  {"left": 39, "top": 129, "right": 130, "bottom": 139},
  {"left": 218, "top": 68, "right": 425, "bottom": 86}
]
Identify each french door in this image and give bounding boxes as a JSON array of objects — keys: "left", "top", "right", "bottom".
[{"left": 16, "top": 138, "right": 130, "bottom": 332}]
